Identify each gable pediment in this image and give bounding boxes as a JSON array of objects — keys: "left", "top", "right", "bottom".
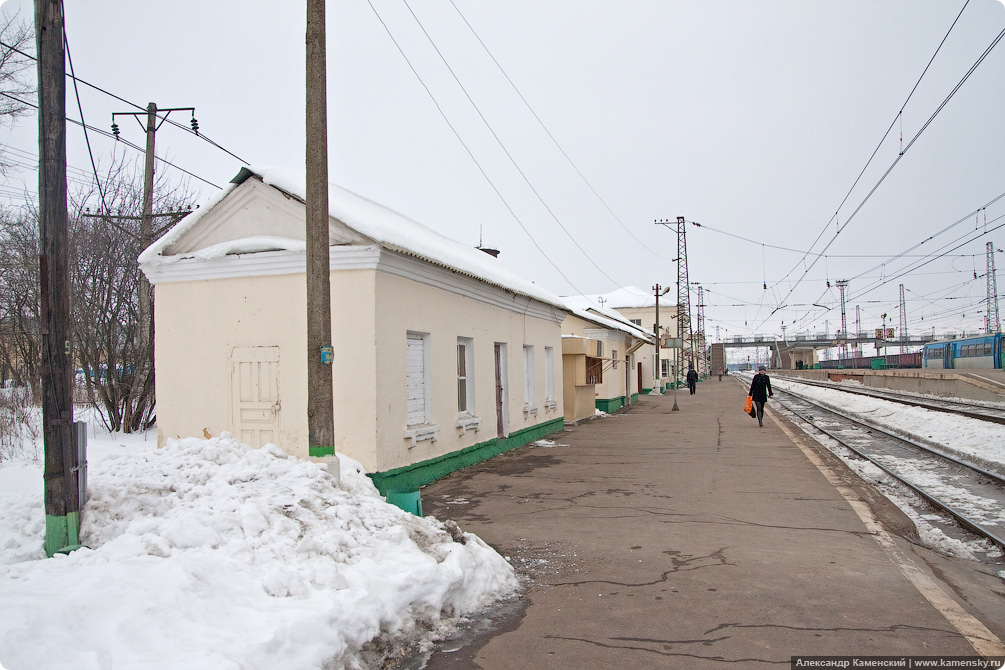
[{"left": 162, "top": 177, "right": 370, "bottom": 257}]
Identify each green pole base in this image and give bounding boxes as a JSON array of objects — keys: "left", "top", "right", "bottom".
[
  {"left": 309, "top": 445, "right": 336, "bottom": 457},
  {"left": 45, "top": 512, "right": 80, "bottom": 558}
]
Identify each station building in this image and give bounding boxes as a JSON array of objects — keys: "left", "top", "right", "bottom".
[{"left": 139, "top": 167, "right": 568, "bottom": 504}]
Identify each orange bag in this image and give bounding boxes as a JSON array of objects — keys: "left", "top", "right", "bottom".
[{"left": 743, "top": 396, "right": 754, "bottom": 415}]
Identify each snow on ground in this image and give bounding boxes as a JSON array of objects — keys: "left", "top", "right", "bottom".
[
  {"left": 749, "top": 373, "right": 1005, "bottom": 560},
  {"left": 4, "top": 375, "right": 1003, "bottom": 667},
  {"left": 770, "top": 376, "right": 1005, "bottom": 473},
  {"left": 0, "top": 417, "right": 517, "bottom": 670}
]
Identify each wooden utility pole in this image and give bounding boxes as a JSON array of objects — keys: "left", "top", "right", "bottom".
[
  {"left": 110, "top": 103, "right": 194, "bottom": 431},
  {"left": 36, "top": 0, "right": 79, "bottom": 556},
  {"left": 306, "top": 0, "right": 338, "bottom": 479},
  {"left": 138, "top": 102, "right": 156, "bottom": 372}
]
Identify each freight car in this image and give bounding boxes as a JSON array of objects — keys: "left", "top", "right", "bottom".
[{"left": 819, "top": 352, "right": 922, "bottom": 370}]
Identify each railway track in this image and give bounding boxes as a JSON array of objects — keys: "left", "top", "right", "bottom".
[
  {"left": 775, "top": 375, "right": 1005, "bottom": 425},
  {"left": 771, "top": 385, "right": 1005, "bottom": 558}
]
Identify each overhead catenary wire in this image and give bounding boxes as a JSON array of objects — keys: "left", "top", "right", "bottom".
[
  {"left": 790, "top": 214, "right": 1005, "bottom": 335},
  {"left": 398, "top": 0, "right": 627, "bottom": 293},
  {"left": 756, "top": 5, "right": 1003, "bottom": 331},
  {"left": 446, "top": 0, "right": 675, "bottom": 262},
  {"left": 362, "top": 0, "right": 587, "bottom": 296},
  {"left": 849, "top": 190, "right": 1005, "bottom": 285},
  {"left": 849, "top": 213, "right": 1005, "bottom": 303}
]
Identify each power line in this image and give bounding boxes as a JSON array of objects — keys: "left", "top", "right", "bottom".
[
  {"left": 760, "top": 5, "right": 1002, "bottom": 329},
  {"left": 62, "top": 9, "right": 109, "bottom": 216},
  {"left": 446, "top": 0, "right": 674, "bottom": 262},
  {"left": 848, "top": 212, "right": 1005, "bottom": 303},
  {"left": 0, "top": 91, "right": 220, "bottom": 189},
  {"left": 363, "top": 0, "right": 586, "bottom": 295},
  {"left": 849, "top": 190, "right": 1005, "bottom": 283},
  {"left": 399, "top": 0, "right": 626, "bottom": 291},
  {"left": 0, "top": 39, "right": 249, "bottom": 166}
]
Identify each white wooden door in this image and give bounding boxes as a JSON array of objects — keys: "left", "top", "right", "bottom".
[{"left": 232, "top": 346, "right": 280, "bottom": 448}]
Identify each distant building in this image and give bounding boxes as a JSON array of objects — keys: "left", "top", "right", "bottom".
[
  {"left": 139, "top": 167, "right": 567, "bottom": 503},
  {"left": 560, "top": 296, "right": 654, "bottom": 421},
  {"left": 574, "top": 287, "right": 682, "bottom": 392}
]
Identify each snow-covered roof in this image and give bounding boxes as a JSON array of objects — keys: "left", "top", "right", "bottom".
[
  {"left": 574, "top": 286, "right": 657, "bottom": 309},
  {"left": 562, "top": 295, "right": 654, "bottom": 342},
  {"left": 139, "top": 167, "right": 568, "bottom": 312}
]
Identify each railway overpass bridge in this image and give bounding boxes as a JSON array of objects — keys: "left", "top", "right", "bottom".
[{"left": 717, "top": 333, "right": 936, "bottom": 368}]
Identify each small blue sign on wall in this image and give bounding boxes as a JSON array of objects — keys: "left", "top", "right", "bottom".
[{"left": 320, "top": 346, "right": 334, "bottom": 365}]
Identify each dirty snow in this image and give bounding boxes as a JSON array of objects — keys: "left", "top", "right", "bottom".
[{"left": 0, "top": 426, "right": 516, "bottom": 670}]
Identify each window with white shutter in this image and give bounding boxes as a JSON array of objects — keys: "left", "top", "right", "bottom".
[{"left": 406, "top": 333, "right": 429, "bottom": 426}]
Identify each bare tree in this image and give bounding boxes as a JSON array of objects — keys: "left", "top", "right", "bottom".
[
  {"left": 0, "top": 204, "right": 40, "bottom": 395},
  {"left": 70, "top": 159, "right": 194, "bottom": 433},
  {"left": 0, "top": 8, "right": 35, "bottom": 171},
  {"left": 0, "top": 157, "right": 195, "bottom": 434}
]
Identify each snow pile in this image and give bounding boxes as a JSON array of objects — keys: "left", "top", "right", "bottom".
[{"left": 0, "top": 434, "right": 517, "bottom": 670}]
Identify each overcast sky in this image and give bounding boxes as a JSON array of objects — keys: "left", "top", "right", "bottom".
[{"left": 2, "top": 0, "right": 1004, "bottom": 349}]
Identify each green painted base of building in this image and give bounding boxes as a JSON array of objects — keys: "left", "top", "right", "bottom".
[
  {"left": 595, "top": 396, "right": 626, "bottom": 413},
  {"left": 45, "top": 512, "right": 80, "bottom": 558},
  {"left": 368, "top": 417, "right": 564, "bottom": 513},
  {"left": 590, "top": 395, "right": 639, "bottom": 411}
]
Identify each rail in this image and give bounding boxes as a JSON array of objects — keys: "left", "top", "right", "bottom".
[{"left": 773, "top": 386, "right": 1005, "bottom": 555}]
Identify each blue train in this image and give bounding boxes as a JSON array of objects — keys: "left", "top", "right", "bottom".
[{"left": 922, "top": 333, "right": 1004, "bottom": 370}]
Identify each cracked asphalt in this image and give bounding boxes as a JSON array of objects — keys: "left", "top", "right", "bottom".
[{"left": 418, "top": 378, "right": 1005, "bottom": 669}]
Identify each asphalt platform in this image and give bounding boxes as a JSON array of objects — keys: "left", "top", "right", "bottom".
[{"left": 418, "top": 375, "right": 1005, "bottom": 669}]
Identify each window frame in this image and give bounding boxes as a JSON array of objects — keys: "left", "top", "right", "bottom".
[
  {"left": 457, "top": 337, "right": 475, "bottom": 415},
  {"left": 544, "top": 346, "right": 555, "bottom": 403}
]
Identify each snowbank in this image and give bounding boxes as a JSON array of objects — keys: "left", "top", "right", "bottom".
[{"left": 0, "top": 434, "right": 517, "bottom": 669}]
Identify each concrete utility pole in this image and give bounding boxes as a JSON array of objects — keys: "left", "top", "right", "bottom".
[
  {"left": 36, "top": 0, "right": 79, "bottom": 556},
  {"left": 652, "top": 284, "right": 669, "bottom": 396},
  {"left": 306, "top": 0, "right": 338, "bottom": 480}
]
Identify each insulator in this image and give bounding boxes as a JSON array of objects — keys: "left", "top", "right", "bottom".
[
  {"left": 190, "top": 117, "right": 200, "bottom": 135},
  {"left": 111, "top": 122, "right": 120, "bottom": 138}
]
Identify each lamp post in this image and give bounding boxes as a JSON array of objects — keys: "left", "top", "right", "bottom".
[
  {"left": 653, "top": 284, "right": 671, "bottom": 395},
  {"left": 880, "top": 313, "right": 887, "bottom": 358}
]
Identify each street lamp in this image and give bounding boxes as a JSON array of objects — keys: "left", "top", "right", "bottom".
[{"left": 880, "top": 313, "right": 887, "bottom": 358}]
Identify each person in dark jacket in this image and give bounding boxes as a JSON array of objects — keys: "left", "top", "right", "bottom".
[
  {"left": 686, "top": 366, "right": 698, "bottom": 395},
  {"left": 748, "top": 365, "right": 773, "bottom": 427}
]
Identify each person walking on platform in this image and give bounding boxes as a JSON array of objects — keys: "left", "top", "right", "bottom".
[
  {"left": 748, "top": 365, "right": 773, "bottom": 427},
  {"left": 686, "top": 366, "right": 698, "bottom": 395},
  {"left": 717, "top": 367, "right": 723, "bottom": 381}
]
